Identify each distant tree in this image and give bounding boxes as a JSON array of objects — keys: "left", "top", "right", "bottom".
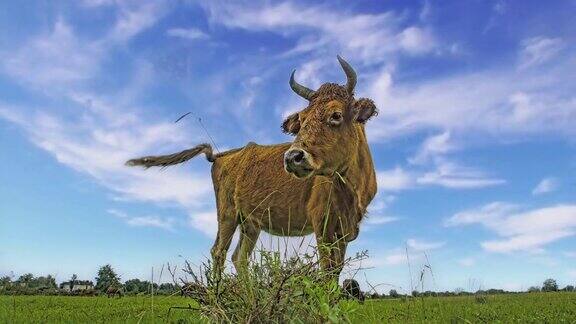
[
  {"left": 370, "top": 292, "right": 380, "bottom": 299},
  {"left": 527, "top": 286, "right": 540, "bottom": 293},
  {"left": 454, "top": 287, "right": 465, "bottom": 295},
  {"left": 159, "top": 283, "right": 176, "bottom": 293},
  {"left": 70, "top": 274, "right": 78, "bottom": 291},
  {"left": 124, "top": 279, "right": 143, "bottom": 294},
  {"left": 411, "top": 290, "right": 420, "bottom": 297},
  {"left": 562, "top": 285, "right": 574, "bottom": 292},
  {"left": 486, "top": 289, "right": 505, "bottom": 295},
  {"left": 123, "top": 278, "right": 161, "bottom": 294},
  {"left": 389, "top": 289, "right": 399, "bottom": 298},
  {"left": 0, "top": 276, "right": 11, "bottom": 288},
  {"left": 46, "top": 275, "right": 57, "bottom": 289},
  {"left": 17, "top": 273, "right": 34, "bottom": 287},
  {"left": 95, "top": 264, "right": 121, "bottom": 292},
  {"left": 35, "top": 275, "right": 57, "bottom": 289},
  {"left": 542, "top": 279, "right": 558, "bottom": 292}
]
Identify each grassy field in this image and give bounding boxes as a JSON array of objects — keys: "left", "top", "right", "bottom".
[{"left": 1, "top": 292, "right": 575, "bottom": 323}]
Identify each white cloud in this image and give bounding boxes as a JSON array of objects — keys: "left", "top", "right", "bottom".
[
  {"left": 408, "top": 132, "right": 505, "bottom": 189},
  {"left": 406, "top": 238, "right": 445, "bottom": 251},
  {"left": 167, "top": 27, "right": 209, "bottom": 40},
  {"left": 0, "top": 103, "right": 213, "bottom": 208},
  {"left": 481, "top": 231, "right": 571, "bottom": 254},
  {"left": 367, "top": 194, "right": 396, "bottom": 212},
  {"left": 377, "top": 159, "right": 505, "bottom": 192},
  {"left": 532, "top": 177, "right": 558, "bottom": 195},
  {"left": 568, "top": 270, "right": 576, "bottom": 278},
  {"left": 377, "top": 167, "right": 415, "bottom": 191},
  {"left": 399, "top": 132, "right": 506, "bottom": 190},
  {"left": 364, "top": 250, "right": 413, "bottom": 267},
  {"left": 364, "top": 216, "right": 399, "bottom": 226},
  {"left": 201, "top": 1, "right": 438, "bottom": 64},
  {"left": 2, "top": 2, "right": 166, "bottom": 89},
  {"left": 363, "top": 194, "right": 398, "bottom": 230},
  {"left": 482, "top": 0, "right": 507, "bottom": 33},
  {"left": 107, "top": 2, "right": 166, "bottom": 42},
  {"left": 416, "top": 160, "right": 506, "bottom": 189},
  {"left": 81, "top": 0, "right": 115, "bottom": 7},
  {"left": 493, "top": 0, "right": 507, "bottom": 15},
  {"left": 0, "top": 13, "right": 216, "bottom": 236},
  {"left": 457, "top": 257, "right": 476, "bottom": 267},
  {"left": 397, "top": 27, "right": 436, "bottom": 55},
  {"left": 409, "top": 131, "right": 455, "bottom": 165},
  {"left": 366, "top": 243, "right": 435, "bottom": 268},
  {"left": 563, "top": 251, "right": 576, "bottom": 258},
  {"left": 188, "top": 211, "right": 218, "bottom": 238},
  {"left": 445, "top": 202, "right": 519, "bottom": 227},
  {"left": 446, "top": 202, "right": 576, "bottom": 253},
  {"left": 519, "top": 37, "right": 564, "bottom": 70},
  {"left": 108, "top": 209, "right": 175, "bottom": 231},
  {"left": 364, "top": 238, "right": 442, "bottom": 269},
  {"left": 382, "top": 253, "right": 410, "bottom": 266},
  {"left": 367, "top": 52, "right": 576, "bottom": 142},
  {"left": 419, "top": 0, "right": 432, "bottom": 22},
  {"left": 2, "top": 19, "right": 103, "bottom": 88},
  {"left": 6, "top": 109, "right": 216, "bottom": 231}
]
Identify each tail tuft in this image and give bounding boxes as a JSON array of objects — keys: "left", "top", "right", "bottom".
[{"left": 126, "top": 143, "right": 215, "bottom": 168}]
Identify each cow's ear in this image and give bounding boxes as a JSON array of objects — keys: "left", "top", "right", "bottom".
[
  {"left": 282, "top": 112, "right": 301, "bottom": 135},
  {"left": 353, "top": 98, "right": 378, "bottom": 123}
]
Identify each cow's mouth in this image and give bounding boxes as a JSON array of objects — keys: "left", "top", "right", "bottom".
[{"left": 286, "top": 165, "right": 314, "bottom": 178}]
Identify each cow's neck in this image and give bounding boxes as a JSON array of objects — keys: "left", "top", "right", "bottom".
[
  {"left": 317, "top": 125, "right": 376, "bottom": 242},
  {"left": 345, "top": 125, "right": 376, "bottom": 213},
  {"left": 334, "top": 125, "right": 377, "bottom": 216}
]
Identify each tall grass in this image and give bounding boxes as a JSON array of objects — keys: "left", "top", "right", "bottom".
[{"left": 175, "top": 244, "right": 367, "bottom": 323}]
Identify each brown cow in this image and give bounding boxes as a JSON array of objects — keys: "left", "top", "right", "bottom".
[
  {"left": 106, "top": 285, "right": 123, "bottom": 298},
  {"left": 126, "top": 56, "right": 378, "bottom": 279},
  {"left": 342, "top": 278, "right": 365, "bottom": 302}
]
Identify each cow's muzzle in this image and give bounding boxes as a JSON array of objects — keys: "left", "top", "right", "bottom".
[{"left": 284, "top": 148, "right": 314, "bottom": 178}]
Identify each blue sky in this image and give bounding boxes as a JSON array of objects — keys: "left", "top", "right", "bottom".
[{"left": 1, "top": 0, "right": 575, "bottom": 293}]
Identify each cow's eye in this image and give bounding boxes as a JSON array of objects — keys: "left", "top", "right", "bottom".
[{"left": 329, "top": 112, "right": 343, "bottom": 126}]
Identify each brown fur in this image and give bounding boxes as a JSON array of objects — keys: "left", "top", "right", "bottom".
[{"left": 127, "top": 66, "right": 378, "bottom": 279}]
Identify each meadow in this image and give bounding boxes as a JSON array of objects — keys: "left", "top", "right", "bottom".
[{"left": 2, "top": 292, "right": 575, "bottom": 323}]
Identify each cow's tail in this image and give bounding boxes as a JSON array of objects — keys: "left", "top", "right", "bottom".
[{"left": 125, "top": 143, "right": 216, "bottom": 168}]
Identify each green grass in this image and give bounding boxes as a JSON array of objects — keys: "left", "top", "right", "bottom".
[
  {"left": 352, "top": 293, "right": 576, "bottom": 323},
  {"left": 0, "top": 295, "right": 201, "bottom": 323},
  {"left": 1, "top": 292, "right": 575, "bottom": 323}
]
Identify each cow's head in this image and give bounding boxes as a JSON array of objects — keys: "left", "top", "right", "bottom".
[{"left": 283, "top": 56, "right": 377, "bottom": 178}]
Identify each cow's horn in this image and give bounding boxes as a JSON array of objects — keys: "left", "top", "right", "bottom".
[
  {"left": 337, "top": 55, "right": 357, "bottom": 95},
  {"left": 290, "top": 70, "right": 315, "bottom": 100}
]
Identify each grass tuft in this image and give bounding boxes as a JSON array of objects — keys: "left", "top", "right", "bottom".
[{"left": 178, "top": 247, "right": 367, "bottom": 323}]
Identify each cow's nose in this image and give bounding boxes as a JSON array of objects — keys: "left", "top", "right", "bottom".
[{"left": 284, "top": 149, "right": 305, "bottom": 165}]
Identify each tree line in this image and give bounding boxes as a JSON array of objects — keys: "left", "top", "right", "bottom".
[
  {"left": 1, "top": 266, "right": 574, "bottom": 297},
  {"left": 0, "top": 264, "right": 178, "bottom": 296},
  {"left": 367, "top": 278, "right": 574, "bottom": 300}
]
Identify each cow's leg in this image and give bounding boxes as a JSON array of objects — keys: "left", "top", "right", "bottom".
[
  {"left": 313, "top": 224, "right": 334, "bottom": 275},
  {"left": 232, "top": 223, "right": 260, "bottom": 275},
  {"left": 210, "top": 212, "right": 237, "bottom": 279},
  {"left": 313, "top": 210, "right": 342, "bottom": 278},
  {"left": 314, "top": 229, "right": 349, "bottom": 282},
  {"left": 331, "top": 239, "right": 348, "bottom": 278}
]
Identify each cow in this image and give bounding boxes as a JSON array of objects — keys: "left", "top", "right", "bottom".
[
  {"left": 342, "top": 279, "right": 364, "bottom": 302},
  {"left": 106, "top": 285, "right": 123, "bottom": 298},
  {"left": 126, "top": 56, "right": 378, "bottom": 280}
]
